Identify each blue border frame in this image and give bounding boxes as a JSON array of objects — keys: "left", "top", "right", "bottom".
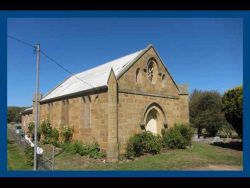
[{"left": 0, "top": 11, "right": 248, "bottom": 177}]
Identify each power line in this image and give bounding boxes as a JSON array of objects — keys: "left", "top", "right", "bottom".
[
  {"left": 40, "top": 50, "right": 95, "bottom": 88},
  {"left": 8, "top": 35, "right": 95, "bottom": 89},
  {"left": 8, "top": 35, "right": 35, "bottom": 49}
]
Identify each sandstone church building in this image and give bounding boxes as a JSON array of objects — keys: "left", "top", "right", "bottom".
[{"left": 21, "top": 44, "right": 189, "bottom": 162}]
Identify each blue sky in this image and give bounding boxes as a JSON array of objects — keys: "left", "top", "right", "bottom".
[{"left": 7, "top": 18, "right": 243, "bottom": 106}]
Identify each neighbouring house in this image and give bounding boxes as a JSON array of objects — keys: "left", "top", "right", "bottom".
[
  {"left": 21, "top": 106, "right": 33, "bottom": 132},
  {"left": 21, "top": 44, "right": 189, "bottom": 161}
]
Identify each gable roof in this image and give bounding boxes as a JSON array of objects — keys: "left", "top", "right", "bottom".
[
  {"left": 40, "top": 44, "right": 182, "bottom": 102},
  {"left": 41, "top": 47, "right": 145, "bottom": 102}
]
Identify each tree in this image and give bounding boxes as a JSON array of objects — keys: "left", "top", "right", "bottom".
[
  {"left": 222, "top": 86, "right": 243, "bottom": 138},
  {"left": 189, "top": 90, "right": 224, "bottom": 138},
  {"left": 7, "top": 106, "right": 26, "bottom": 123}
]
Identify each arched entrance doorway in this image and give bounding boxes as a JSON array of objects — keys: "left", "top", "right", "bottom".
[
  {"left": 141, "top": 103, "right": 167, "bottom": 135},
  {"left": 145, "top": 109, "right": 157, "bottom": 134}
]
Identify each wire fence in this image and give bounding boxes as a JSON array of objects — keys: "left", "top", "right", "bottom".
[
  {"left": 7, "top": 124, "right": 57, "bottom": 171},
  {"left": 7, "top": 124, "right": 29, "bottom": 150}
]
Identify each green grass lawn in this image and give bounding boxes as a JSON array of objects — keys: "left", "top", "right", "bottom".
[
  {"left": 7, "top": 140, "right": 242, "bottom": 170},
  {"left": 7, "top": 141, "right": 32, "bottom": 170},
  {"left": 54, "top": 142, "right": 242, "bottom": 170}
]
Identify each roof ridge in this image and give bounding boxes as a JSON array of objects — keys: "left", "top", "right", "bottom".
[
  {"left": 41, "top": 46, "right": 147, "bottom": 102},
  {"left": 75, "top": 49, "right": 144, "bottom": 77}
]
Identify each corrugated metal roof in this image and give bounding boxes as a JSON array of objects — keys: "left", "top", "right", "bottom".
[
  {"left": 41, "top": 48, "right": 145, "bottom": 102},
  {"left": 23, "top": 106, "right": 33, "bottom": 111},
  {"left": 21, "top": 106, "right": 33, "bottom": 114}
]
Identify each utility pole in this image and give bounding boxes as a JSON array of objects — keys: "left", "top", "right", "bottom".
[{"left": 34, "top": 44, "right": 40, "bottom": 170}]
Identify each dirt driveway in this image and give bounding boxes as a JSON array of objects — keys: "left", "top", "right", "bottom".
[{"left": 186, "top": 164, "right": 242, "bottom": 171}]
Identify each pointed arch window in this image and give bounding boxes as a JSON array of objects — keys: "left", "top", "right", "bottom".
[
  {"left": 162, "top": 74, "right": 167, "bottom": 88},
  {"left": 136, "top": 68, "right": 142, "bottom": 83}
]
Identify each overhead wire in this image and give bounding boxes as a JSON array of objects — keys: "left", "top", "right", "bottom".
[
  {"left": 40, "top": 49, "right": 95, "bottom": 88},
  {"left": 8, "top": 35, "right": 95, "bottom": 89},
  {"left": 8, "top": 35, "right": 35, "bottom": 48}
]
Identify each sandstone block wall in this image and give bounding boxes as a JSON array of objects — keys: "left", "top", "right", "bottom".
[
  {"left": 39, "top": 92, "right": 109, "bottom": 151},
  {"left": 117, "top": 47, "right": 189, "bottom": 154},
  {"left": 21, "top": 46, "right": 189, "bottom": 161},
  {"left": 21, "top": 113, "right": 34, "bottom": 133},
  {"left": 117, "top": 93, "right": 187, "bottom": 153}
]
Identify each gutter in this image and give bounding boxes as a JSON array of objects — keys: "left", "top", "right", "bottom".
[{"left": 40, "top": 85, "right": 108, "bottom": 104}]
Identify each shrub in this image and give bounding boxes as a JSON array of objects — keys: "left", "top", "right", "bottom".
[
  {"left": 175, "top": 123, "right": 194, "bottom": 146},
  {"left": 125, "top": 131, "right": 162, "bottom": 159},
  {"left": 27, "top": 122, "right": 35, "bottom": 139},
  {"left": 40, "top": 120, "right": 52, "bottom": 141},
  {"left": 27, "top": 122, "right": 42, "bottom": 141},
  {"left": 162, "top": 128, "right": 186, "bottom": 149},
  {"left": 87, "top": 142, "right": 106, "bottom": 159},
  {"left": 40, "top": 120, "right": 59, "bottom": 145},
  {"left": 73, "top": 141, "right": 104, "bottom": 159},
  {"left": 205, "top": 123, "right": 221, "bottom": 137},
  {"left": 218, "top": 122, "right": 234, "bottom": 138},
  {"left": 61, "top": 126, "right": 73, "bottom": 143},
  {"left": 222, "top": 86, "right": 243, "bottom": 138},
  {"left": 62, "top": 140, "right": 105, "bottom": 159},
  {"left": 162, "top": 123, "right": 194, "bottom": 149},
  {"left": 61, "top": 142, "right": 76, "bottom": 154},
  {"left": 51, "top": 128, "right": 59, "bottom": 145}
]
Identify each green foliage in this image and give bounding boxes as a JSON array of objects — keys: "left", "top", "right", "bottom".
[
  {"left": 205, "top": 123, "right": 221, "bottom": 137},
  {"left": 27, "top": 122, "right": 42, "bottom": 141},
  {"left": 74, "top": 141, "right": 104, "bottom": 159},
  {"left": 219, "top": 122, "right": 234, "bottom": 138},
  {"left": 62, "top": 140, "right": 105, "bottom": 159},
  {"left": 24, "top": 146, "right": 34, "bottom": 166},
  {"left": 27, "top": 122, "right": 35, "bottom": 139},
  {"left": 204, "top": 113, "right": 225, "bottom": 137},
  {"left": 51, "top": 128, "right": 59, "bottom": 145},
  {"left": 61, "top": 142, "right": 76, "bottom": 154},
  {"left": 41, "top": 120, "right": 52, "bottom": 139},
  {"left": 125, "top": 131, "right": 162, "bottom": 159},
  {"left": 162, "top": 128, "right": 186, "bottom": 149},
  {"left": 162, "top": 123, "right": 194, "bottom": 149},
  {"left": 61, "top": 126, "right": 74, "bottom": 143},
  {"left": 222, "top": 86, "right": 243, "bottom": 138},
  {"left": 189, "top": 90, "right": 225, "bottom": 138},
  {"left": 7, "top": 106, "right": 26, "bottom": 123},
  {"left": 7, "top": 141, "right": 32, "bottom": 170},
  {"left": 40, "top": 120, "right": 59, "bottom": 145},
  {"left": 175, "top": 123, "right": 194, "bottom": 146}
]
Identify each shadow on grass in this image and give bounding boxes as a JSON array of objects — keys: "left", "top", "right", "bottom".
[{"left": 210, "top": 141, "right": 243, "bottom": 151}]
